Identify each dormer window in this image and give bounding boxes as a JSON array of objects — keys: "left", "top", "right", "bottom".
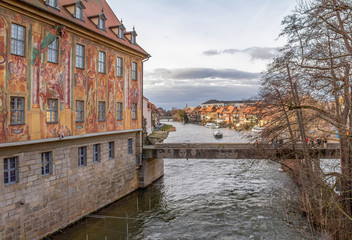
[
  {"left": 118, "top": 27, "right": 124, "bottom": 39},
  {"left": 75, "top": 5, "right": 83, "bottom": 20},
  {"left": 127, "top": 27, "right": 137, "bottom": 45},
  {"left": 46, "top": 0, "right": 59, "bottom": 9},
  {"left": 64, "top": 1, "right": 85, "bottom": 20},
  {"left": 98, "top": 17, "right": 105, "bottom": 30}
]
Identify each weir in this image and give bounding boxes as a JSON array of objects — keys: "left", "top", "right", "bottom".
[{"left": 143, "top": 143, "right": 340, "bottom": 160}]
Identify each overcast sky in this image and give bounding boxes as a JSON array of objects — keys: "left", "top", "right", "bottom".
[{"left": 107, "top": 0, "right": 298, "bottom": 109}]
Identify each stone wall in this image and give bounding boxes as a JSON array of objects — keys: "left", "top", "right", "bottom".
[
  {"left": 0, "top": 131, "right": 141, "bottom": 240},
  {"left": 138, "top": 158, "right": 164, "bottom": 188}
]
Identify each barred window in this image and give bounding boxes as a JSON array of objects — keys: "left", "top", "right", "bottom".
[
  {"left": 11, "top": 24, "right": 25, "bottom": 56},
  {"left": 117, "top": 102, "right": 123, "bottom": 120},
  {"left": 4, "top": 157, "right": 18, "bottom": 185},
  {"left": 10, "top": 97, "right": 24, "bottom": 124},
  {"left": 76, "top": 44, "right": 85, "bottom": 69},
  {"left": 132, "top": 103, "right": 137, "bottom": 120},
  {"left": 99, "top": 51, "right": 106, "bottom": 73},
  {"left": 98, "top": 101, "right": 105, "bottom": 121},
  {"left": 41, "top": 152, "right": 52, "bottom": 176},
  {"left": 93, "top": 144, "right": 100, "bottom": 162},
  {"left": 78, "top": 147, "right": 87, "bottom": 167},
  {"left": 117, "top": 57, "right": 123, "bottom": 77},
  {"left": 48, "top": 38, "right": 58, "bottom": 63},
  {"left": 128, "top": 138, "right": 133, "bottom": 155},
  {"left": 46, "top": 99, "right": 58, "bottom": 123},
  {"left": 76, "top": 100, "right": 84, "bottom": 122},
  {"left": 132, "top": 62, "right": 137, "bottom": 80},
  {"left": 108, "top": 142, "right": 114, "bottom": 159}
]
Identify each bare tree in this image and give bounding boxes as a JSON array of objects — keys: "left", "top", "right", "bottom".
[{"left": 259, "top": 0, "right": 352, "bottom": 238}]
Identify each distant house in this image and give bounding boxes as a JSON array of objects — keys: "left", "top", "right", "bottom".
[
  {"left": 143, "top": 96, "right": 153, "bottom": 134},
  {"left": 201, "top": 99, "right": 256, "bottom": 108}
]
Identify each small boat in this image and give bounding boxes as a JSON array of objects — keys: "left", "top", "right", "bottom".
[
  {"left": 205, "top": 123, "right": 216, "bottom": 128},
  {"left": 213, "top": 130, "right": 223, "bottom": 139},
  {"left": 252, "top": 126, "right": 264, "bottom": 133}
]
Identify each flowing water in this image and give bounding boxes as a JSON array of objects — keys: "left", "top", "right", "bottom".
[{"left": 52, "top": 121, "right": 309, "bottom": 240}]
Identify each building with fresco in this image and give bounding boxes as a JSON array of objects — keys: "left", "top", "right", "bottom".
[{"left": 0, "top": 0, "right": 157, "bottom": 239}]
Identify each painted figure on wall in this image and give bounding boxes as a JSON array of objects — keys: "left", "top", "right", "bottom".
[
  {"left": 8, "top": 56, "right": 27, "bottom": 94},
  {"left": 74, "top": 69, "right": 86, "bottom": 99},
  {"left": 107, "top": 54, "right": 116, "bottom": 131},
  {"left": 86, "top": 46, "right": 97, "bottom": 133}
]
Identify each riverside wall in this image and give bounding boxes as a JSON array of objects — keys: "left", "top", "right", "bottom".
[{"left": 0, "top": 131, "right": 164, "bottom": 240}]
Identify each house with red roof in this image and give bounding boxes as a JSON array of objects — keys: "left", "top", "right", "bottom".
[{"left": 0, "top": 0, "right": 151, "bottom": 239}]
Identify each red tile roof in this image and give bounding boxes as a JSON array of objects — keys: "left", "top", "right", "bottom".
[{"left": 22, "top": 0, "right": 149, "bottom": 56}]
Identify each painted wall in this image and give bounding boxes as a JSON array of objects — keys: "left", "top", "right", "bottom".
[
  {"left": 0, "top": 8, "right": 143, "bottom": 144},
  {"left": 143, "top": 97, "right": 152, "bottom": 134}
]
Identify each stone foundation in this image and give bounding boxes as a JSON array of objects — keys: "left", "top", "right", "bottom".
[
  {"left": 138, "top": 158, "right": 164, "bottom": 188},
  {"left": 0, "top": 131, "right": 145, "bottom": 240}
]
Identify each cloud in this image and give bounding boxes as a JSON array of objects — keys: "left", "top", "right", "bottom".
[
  {"left": 202, "top": 47, "right": 279, "bottom": 60},
  {"left": 144, "top": 67, "right": 260, "bottom": 109},
  {"left": 147, "top": 68, "right": 259, "bottom": 81},
  {"left": 144, "top": 85, "right": 259, "bottom": 110}
]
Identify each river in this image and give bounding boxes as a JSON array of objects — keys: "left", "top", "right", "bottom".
[{"left": 52, "top": 121, "right": 309, "bottom": 240}]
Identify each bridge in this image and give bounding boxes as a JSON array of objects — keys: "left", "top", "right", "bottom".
[
  {"left": 143, "top": 143, "right": 340, "bottom": 160},
  {"left": 159, "top": 116, "right": 173, "bottom": 120}
]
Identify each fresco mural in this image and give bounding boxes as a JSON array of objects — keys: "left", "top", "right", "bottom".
[
  {"left": 107, "top": 53, "right": 116, "bottom": 131},
  {"left": 86, "top": 45, "right": 98, "bottom": 133},
  {"left": 0, "top": 15, "right": 7, "bottom": 143},
  {"left": 0, "top": 10, "right": 143, "bottom": 144}
]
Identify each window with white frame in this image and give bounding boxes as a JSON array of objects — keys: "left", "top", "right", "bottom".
[
  {"left": 99, "top": 51, "right": 106, "bottom": 73},
  {"left": 117, "top": 102, "right": 123, "bottom": 120},
  {"left": 41, "top": 152, "right": 52, "bottom": 176},
  {"left": 93, "top": 144, "right": 100, "bottom": 162},
  {"left": 131, "top": 34, "right": 136, "bottom": 44},
  {"left": 76, "top": 100, "right": 84, "bottom": 122},
  {"left": 11, "top": 24, "right": 25, "bottom": 56},
  {"left": 76, "top": 44, "right": 85, "bottom": 69},
  {"left": 117, "top": 57, "right": 123, "bottom": 77},
  {"left": 46, "top": 99, "right": 58, "bottom": 123},
  {"left": 78, "top": 146, "right": 87, "bottom": 167},
  {"left": 10, "top": 97, "right": 24, "bottom": 124},
  {"left": 4, "top": 157, "right": 18, "bottom": 185},
  {"left": 48, "top": 38, "right": 58, "bottom": 63},
  {"left": 132, "top": 62, "right": 137, "bottom": 80},
  {"left": 98, "top": 101, "right": 105, "bottom": 121}
]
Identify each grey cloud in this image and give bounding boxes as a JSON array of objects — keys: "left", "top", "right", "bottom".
[
  {"left": 144, "top": 85, "right": 259, "bottom": 110},
  {"left": 150, "top": 68, "right": 259, "bottom": 80},
  {"left": 202, "top": 49, "right": 221, "bottom": 56},
  {"left": 203, "top": 47, "right": 279, "bottom": 60}
]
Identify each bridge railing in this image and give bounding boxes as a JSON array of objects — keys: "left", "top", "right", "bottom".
[{"left": 143, "top": 142, "right": 340, "bottom": 160}]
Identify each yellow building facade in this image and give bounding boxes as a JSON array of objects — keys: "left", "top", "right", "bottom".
[{"left": 0, "top": 0, "right": 152, "bottom": 239}]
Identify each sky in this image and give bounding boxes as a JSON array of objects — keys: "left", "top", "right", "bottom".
[{"left": 107, "top": 0, "right": 298, "bottom": 110}]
